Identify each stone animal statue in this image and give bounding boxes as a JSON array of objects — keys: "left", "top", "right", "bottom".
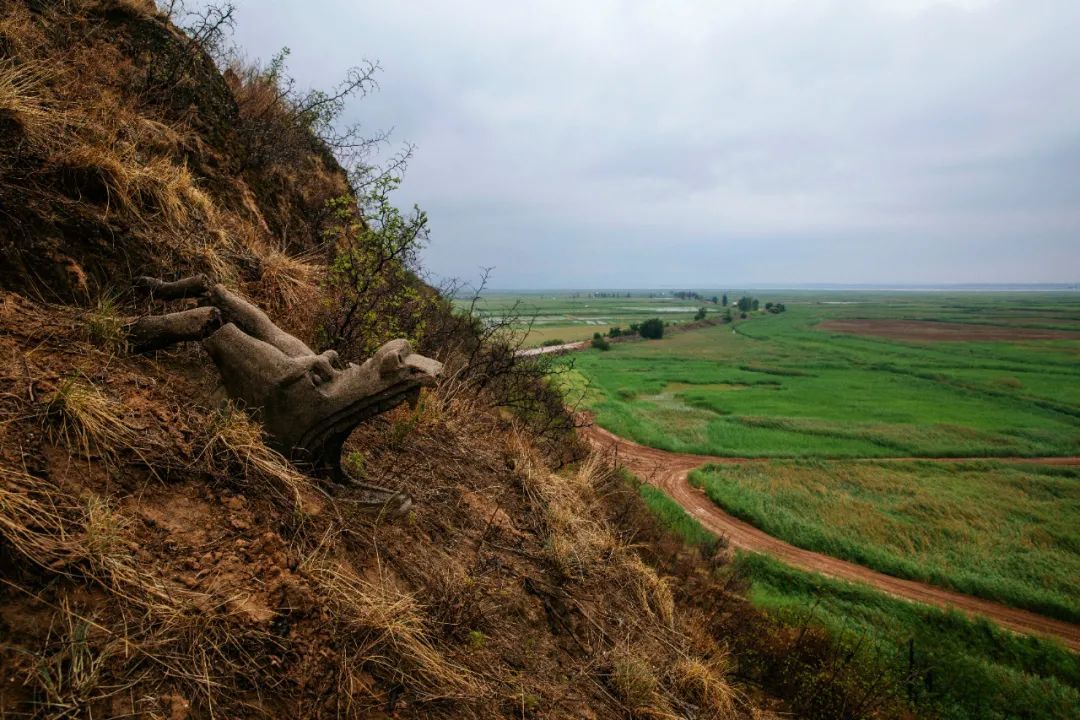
[{"left": 127, "top": 275, "right": 442, "bottom": 514}]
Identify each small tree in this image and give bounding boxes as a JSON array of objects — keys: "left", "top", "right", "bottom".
[
  {"left": 609, "top": 326, "right": 622, "bottom": 337},
  {"left": 694, "top": 307, "right": 707, "bottom": 321},
  {"left": 591, "top": 335, "right": 610, "bottom": 351},
  {"left": 639, "top": 318, "right": 664, "bottom": 339},
  {"left": 711, "top": 296, "right": 719, "bottom": 304},
  {"left": 722, "top": 293, "right": 728, "bottom": 307},
  {"left": 722, "top": 309, "right": 733, "bottom": 323},
  {"left": 737, "top": 296, "right": 754, "bottom": 312},
  {"left": 751, "top": 299, "right": 759, "bottom": 311}
]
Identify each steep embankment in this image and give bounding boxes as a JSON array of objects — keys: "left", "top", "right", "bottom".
[
  {"left": 0, "top": 3, "right": 753, "bottom": 718},
  {"left": 583, "top": 422, "right": 1080, "bottom": 651}
]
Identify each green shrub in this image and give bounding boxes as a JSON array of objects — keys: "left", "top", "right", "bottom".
[{"left": 639, "top": 318, "right": 664, "bottom": 339}]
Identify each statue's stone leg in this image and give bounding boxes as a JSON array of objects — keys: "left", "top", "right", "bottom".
[
  {"left": 206, "top": 284, "right": 315, "bottom": 359},
  {"left": 133, "top": 275, "right": 211, "bottom": 301},
  {"left": 126, "top": 306, "right": 222, "bottom": 353}
]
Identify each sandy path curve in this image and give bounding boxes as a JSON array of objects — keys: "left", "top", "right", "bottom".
[{"left": 581, "top": 423, "right": 1080, "bottom": 652}]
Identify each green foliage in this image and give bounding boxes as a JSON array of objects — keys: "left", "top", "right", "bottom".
[
  {"left": 591, "top": 335, "right": 610, "bottom": 351},
  {"left": 321, "top": 175, "right": 434, "bottom": 356},
  {"left": 721, "top": 293, "right": 728, "bottom": 307},
  {"left": 467, "top": 630, "right": 486, "bottom": 650},
  {"left": 343, "top": 450, "right": 366, "bottom": 479},
  {"left": 609, "top": 326, "right": 623, "bottom": 337},
  {"left": 694, "top": 307, "right": 707, "bottom": 321},
  {"left": 736, "top": 553, "right": 1080, "bottom": 720},
  {"left": 638, "top": 318, "right": 664, "bottom": 339},
  {"left": 736, "top": 296, "right": 755, "bottom": 312},
  {"left": 692, "top": 460, "right": 1080, "bottom": 621},
  {"left": 541, "top": 338, "right": 566, "bottom": 347}
]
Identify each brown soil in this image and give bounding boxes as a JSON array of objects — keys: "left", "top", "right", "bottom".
[
  {"left": 819, "top": 319, "right": 1080, "bottom": 342},
  {"left": 581, "top": 422, "right": 1080, "bottom": 652}
]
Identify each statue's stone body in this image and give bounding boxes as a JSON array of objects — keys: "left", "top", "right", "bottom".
[{"left": 128, "top": 275, "right": 442, "bottom": 513}]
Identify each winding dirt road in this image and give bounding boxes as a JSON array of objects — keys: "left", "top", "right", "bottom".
[{"left": 582, "top": 423, "right": 1080, "bottom": 652}]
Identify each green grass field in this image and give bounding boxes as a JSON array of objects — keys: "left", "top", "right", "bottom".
[
  {"left": 559, "top": 290, "right": 1080, "bottom": 620},
  {"left": 545, "top": 290, "right": 1080, "bottom": 714},
  {"left": 738, "top": 553, "right": 1080, "bottom": 720},
  {"left": 567, "top": 294, "right": 1080, "bottom": 458},
  {"left": 690, "top": 460, "right": 1080, "bottom": 621}
]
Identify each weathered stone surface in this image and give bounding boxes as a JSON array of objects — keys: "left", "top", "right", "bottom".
[{"left": 130, "top": 276, "right": 442, "bottom": 513}]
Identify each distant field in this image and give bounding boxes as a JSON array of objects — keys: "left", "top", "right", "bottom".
[
  {"left": 691, "top": 460, "right": 1080, "bottom": 621},
  {"left": 560, "top": 290, "right": 1080, "bottom": 623},
  {"left": 567, "top": 292, "right": 1080, "bottom": 458},
  {"left": 458, "top": 292, "right": 719, "bottom": 346}
]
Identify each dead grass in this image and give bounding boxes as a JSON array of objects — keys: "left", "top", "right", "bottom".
[
  {"left": 202, "top": 403, "right": 316, "bottom": 506},
  {"left": 31, "top": 597, "right": 130, "bottom": 718},
  {"left": 0, "top": 466, "right": 87, "bottom": 573},
  {"left": 42, "top": 377, "right": 137, "bottom": 461},
  {"left": 0, "top": 60, "right": 62, "bottom": 151},
  {"left": 666, "top": 656, "right": 740, "bottom": 720},
  {"left": 310, "top": 561, "right": 481, "bottom": 703},
  {"left": 606, "top": 646, "right": 678, "bottom": 719},
  {"left": 252, "top": 241, "right": 322, "bottom": 310}
]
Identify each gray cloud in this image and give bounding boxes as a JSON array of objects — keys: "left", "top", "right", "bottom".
[{"left": 225, "top": 0, "right": 1080, "bottom": 287}]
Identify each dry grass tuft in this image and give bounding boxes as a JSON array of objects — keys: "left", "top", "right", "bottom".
[
  {"left": 55, "top": 141, "right": 211, "bottom": 229},
  {"left": 0, "top": 60, "right": 62, "bottom": 151},
  {"left": 311, "top": 561, "right": 480, "bottom": 702},
  {"left": 85, "top": 293, "right": 127, "bottom": 350},
  {"left": 623, "top": 554, "right": 676, "bottom": 629},
  {"left": 252, "top": 242, "right": 322, "bottom": 310},
  {"left": 43, "top": 377, "right": 136, "bottom": 460},
  {"left": 202, "top": 403, "right": 315, "bottom": 505},
  {"left": 0, "top": 466, "right": 86, "bottom": 572},
  {"left": 514, "top": 435, "right": 617, "bottom": 579},
  {"left": 666, "top": 656, "right": 740, "bottom": 720},
  {"left": 606, "top": 648, "right": 678, "bottom": 719},
  {"left": 31, "top": 597, "right": 128, "bottom": 717}
]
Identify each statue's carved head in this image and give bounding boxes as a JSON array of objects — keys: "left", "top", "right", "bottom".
[
  {"left": 375, "top": 339, "right": 443, "bottom": 387},
  {"left": 275, "top": 339, "right": 444, "bottom": 469}
]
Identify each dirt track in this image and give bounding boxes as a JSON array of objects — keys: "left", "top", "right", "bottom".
[{"left": 582, "top": 423, "right": 1080, "bottom": 652}]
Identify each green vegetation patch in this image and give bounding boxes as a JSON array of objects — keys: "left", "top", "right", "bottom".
[
  {"left": 636, "top": 481, "right": 719, "bottom": 551},
  {"left": 568, "top": 294, "right": 1080, "bottom": 458},
  {"left": 692, "top": 460, "right": 1080, "bottom": 621},
  {"left": 736, "top": 552, "right": 1080, "bottom": 720}
]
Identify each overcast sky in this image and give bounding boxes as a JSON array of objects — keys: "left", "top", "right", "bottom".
[{"left": 221, "top": 0, "right": 1079, "bottom": 288}]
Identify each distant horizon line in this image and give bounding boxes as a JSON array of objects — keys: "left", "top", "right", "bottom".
[{"left": 478, "top": 282, "right": 1080, "bottom": 293}]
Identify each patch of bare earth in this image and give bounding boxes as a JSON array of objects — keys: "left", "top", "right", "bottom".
[{"left": 819, "top": 319, "right": 1080, "bottom": 342}]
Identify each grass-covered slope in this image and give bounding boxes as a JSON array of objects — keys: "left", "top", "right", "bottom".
[{"left": 0, "top": 2, "right": 750, "bottom": 717}]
